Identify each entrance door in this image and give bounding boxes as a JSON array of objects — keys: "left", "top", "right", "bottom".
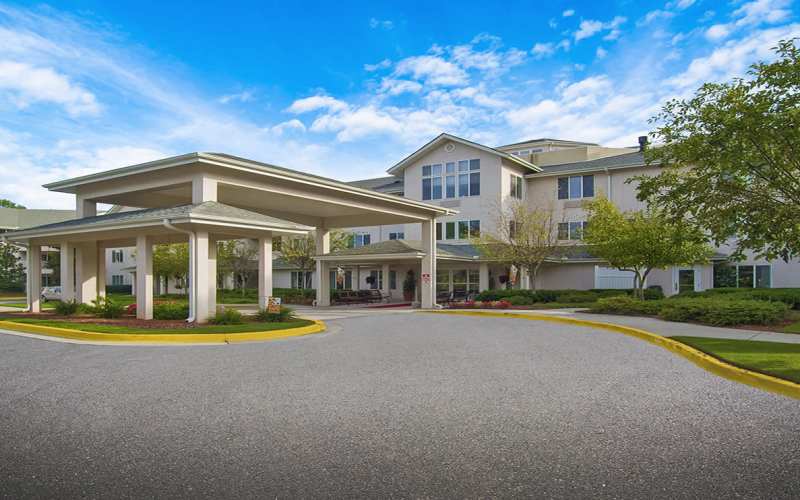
[{"left": 678, "top": 269, "right": 695, "bottom": 294}]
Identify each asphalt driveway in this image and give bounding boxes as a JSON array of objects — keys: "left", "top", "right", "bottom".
[{"left": 1, "top": 313, "right": 798, "bottom": 498}]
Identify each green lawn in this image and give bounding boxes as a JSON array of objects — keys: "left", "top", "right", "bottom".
[
  {"left": 671, "top": 336, "right": 800, "bottom": 384},
  {"left": 2, "top": 302, "right": 56, "bottom": 309},
  {"left": 6, "top": 317, "right": 313, "bottom": 334}
]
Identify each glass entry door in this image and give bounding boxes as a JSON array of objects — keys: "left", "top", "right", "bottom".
[{"left": 678, "top": 269, "right": 695, "bottom": 294}]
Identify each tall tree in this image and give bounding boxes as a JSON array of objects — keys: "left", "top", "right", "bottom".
[
  {"left": 637, "top": 40, "right": 800, "bottom": 261},
  {"left": 473, "top": 201, "right": 562, "bottom": 290},
  {"left": 583, "top": 198, "right": 713, "bottom": 298},
  {"left": 153, "top": 243, "right": 189, "bottom": 294},
  {"left": 217, "top": 240, "right": 257, "bottom": 295},
  {"left": 0, "top": 199, "right": 25, "bottom": 209},
  {"left": 0, "top": 242, "right": 25, "bottom": 291}
]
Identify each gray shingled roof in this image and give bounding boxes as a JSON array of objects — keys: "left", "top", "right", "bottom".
[
  {"left": 536, "top": 151, "right": 656, "bottom": 175},
  {"left": 0, "top": 207, "right": 76, "bottom": 230},
  {"left": 322, "top": 239, "right": 483, "bottom": 260},
  {"left": 497, "top": 138, "right": 599, "bottom": 149},
  {"left": 347, "top": 176, "right": 404, "bottom": 193},
  {"left": 3, "top": 201, "right": 311, "bottom": 237}
]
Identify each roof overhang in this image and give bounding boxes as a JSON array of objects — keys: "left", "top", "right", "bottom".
[
  {"left": 387, "top": 133, "right": 541, "bottom": 176},
  {"left": 524, "top": 161, "right": 656, "bottom": 178}
]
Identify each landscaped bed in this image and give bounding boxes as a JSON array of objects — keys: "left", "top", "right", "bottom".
[
  {"left": 1, "top": 316, "right": 313, "bottom": 334},
  {"left": 671, "top": 336, "right": 800, "bottom": 384}
]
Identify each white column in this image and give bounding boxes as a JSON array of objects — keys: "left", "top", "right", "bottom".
[
  {"left": 208, "top": 238, "right": 217, "bottom": 315},
  {"left": 479, "top": 262, "right": 489, "bottom": 292},
  {"left": 76, "top": 196, "right": 97, "bottom": 218},
  {"left": 192, "top": 175, "right": 218, "bottom": 203},
  {"left": 60, "top": 242, "right": 75, "bottom": 302},
  {"left": 97, "top": 244, "right": 106, "bottom": 299},
  {"left": 354, "top": 266, "right": 361, "bottom": 291},
  {"left": 257, "top": 233, "right": 273, "bottom": 310},
  {"left": 75, "top": 242, "right": 98, "bottom": 305},
  {"left": 381, "top": 263, "right": 390, "bottom": 300},
  {"left": 135, "top": 235, "right": 153, "bottom": 320},
  {"left": 421, "top": 218, "right": 436, "bottom": 308},
  {"left": 194, "top": 231, "right": 211, "bottom": 322},
  {"left": 27, "top": 244, "right": 41, "bottom": 313},
  {"left": 315, "top": 228, "right": 330, "bottom": 306}
]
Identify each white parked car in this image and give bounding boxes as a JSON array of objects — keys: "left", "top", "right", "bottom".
[{"left": 40, "top": 286, "right": 62, "bottom": 302}]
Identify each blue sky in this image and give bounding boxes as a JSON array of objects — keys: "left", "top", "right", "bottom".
[{"left": 0, "top": 0, "right": 797, "bottom": 208}]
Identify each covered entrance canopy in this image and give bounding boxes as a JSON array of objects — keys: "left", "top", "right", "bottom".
[{"left": 4, "top": 152, "right": 455, "bottom": 321}]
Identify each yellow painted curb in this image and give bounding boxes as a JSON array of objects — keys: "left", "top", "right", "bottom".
[
  {"left": 0, "top": 319, "right": 326, "bottom": 345},
  {"left": 425, "top": 310, "right": 800, "bottom": 400}
]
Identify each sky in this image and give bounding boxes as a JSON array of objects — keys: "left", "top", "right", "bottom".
[{"left": 0, "top": 0, "right": 798, "bottom": 209}]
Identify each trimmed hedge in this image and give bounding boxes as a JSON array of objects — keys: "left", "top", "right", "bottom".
[
  {"left": 590, "top": 296, "right": 788, "bottom": 326},
  {"left": 105, "top": 285, "right": 132, "bottom": 294},
  {"left": 474, "top": 287, "right": 662, "bottom": 304},
  {"left": 153, "top": 302, "right": 189, "bottom": 320},
  {"left": 672, "top": 288, "right": 800, "bottom": 309}
]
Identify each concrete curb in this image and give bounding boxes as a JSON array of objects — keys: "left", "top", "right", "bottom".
[
  {"left": 0, "top": 319, "right": 326, "bottom": 345},
  {"left": 426, "top": 310, "right": 800, "bottom": 400}
]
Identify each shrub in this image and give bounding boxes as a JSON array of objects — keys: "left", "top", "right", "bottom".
[
  {"left": 507, "top": 295, "right": 533, "bottom": 306},
  {"left": 255, "top": 306, "right": 296, "bottom": 323},
  {"left": 91, "top": 297, "right": 125, "bottom": 319},
  {"left": 105, "top": 285, "right": 132, "bottom": 295},
  {"left": 589, "top": 296, "right": 662, "bottom": 316},
  {"left": 659, "top": 298, "right": 787, "bottom": 326},
  {"left": 272, "top": 288, "right": 315, "bottom": 304},
  {"left": 670, "top": 288, "right": 800, "bottom": 309},
  {"left": 494, "top": 299, "right": 512, "bottom": 309},
  {"left": 54, "top": 300, "right": 80, "bottom": 316},
  {"left": 643, "top": 286, "right": 664, "bottom": 300},
  {"left": 209, "top": 308, "right": 244, "bottom": 325},
  {"left": 556, "top": 291, "right": 598, "bottom": 304},
  {"left": 153, "top": 302, "right": 189, "bottom": 320}
]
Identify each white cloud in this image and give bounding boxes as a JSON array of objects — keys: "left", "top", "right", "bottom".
[
  {"left": 270, "top": 119, "right": 306, "bottom": 135},
  {"left": 596, "top": 47, "right": 608, "bottom": 59},
  {"left": 548, "top": 18, "right": 558, "bottom": 29},
  {"left": 556, "top": 39, "right": 571, "bottom": 51},
  {"left": 286, "top": 95, "right": 348, "bottom": 114},
  {"left": 531, "top": 42, "right": 555, "bottom": 58},
  {"left": 668, "top": 0, "right": 696, "bottom": 9},
  {"left": 379, "top": 78, "right": 423, "bottom": 96},
  {"left": 562, "top": 9, "right": 575, "bottom": 17},
  {"left": 369, "top": 18, "right": 393, "bottom": 30},
  {"left": 575, "top": 16, "right": 627, "bottom": 42},
  {"left": 364, "top": 59, "right": 391, "bottom": 72},
  {"left": 705, "top": 23, "right": 732, "bottom": 40},
  {"left": 394, "top": 55, "right": 468, "bottom": 86},
  {"left": 638, "top": 10, "right": 675, "bottom": 26},
  {"left": 0, "top": 60, "right": 99, "bottom": 116},
  {"left": 218, "top": 90, "right": 254, "bottom": 104},
  {"left": 733, "top": 0, "right": 792, "bottom": 26}
]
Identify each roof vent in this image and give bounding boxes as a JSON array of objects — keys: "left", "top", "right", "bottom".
[
  {"left": 638, "top": 136, "right": 648, "bottom": 152},
  {"left": 444, "top": 142, "right": 455, "bottom": 153}
]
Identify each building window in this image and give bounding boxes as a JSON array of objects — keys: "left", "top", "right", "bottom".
[
  {"left": 111, "top": 250, "right": 124, "bottom": 263},
  {"left": 444, "top": 158, "right": 479, "bottom": 198},
  {"left": 445, "top": 221, "right": 455, "bottom": 240},
  {"left": 558, "top": 221, "right": 588, "bottom": 240},
  {"left": 291, "top": 271, "right": 312, "bottom": 289},
  {"left": 713, "top": 263, "right": 772, "bottom": 288},
  {"left": 455, "top": 220, "right": 480, "bottom": 239},
  {"left": 436, "top": 223, "right": 443, "bottom": 241},
  {"left": 389, "top": 270, "right": 397, "bottom": 290},
  {"left": 557, "top": 175, "right": 594, "bottom": 200},
  {"left": 111, "top": 275, "right": 124, "bottom": 285},
  {"left": 422, "top": 163, "right": 444, "bottom": 200},
  {"left": 452, "top": 269, "right": 481, "bottom": 296},
  {"left": 330, "top": 270, "right": 352, "bottom": 290},
  {"left": 369, "top": 270, "right": 383, "bottom": 290},
  {"left": 510, "top": 174, "right": 523, "bottom": 199},
  {"left": 353, "top": 233, "right": 371, "bottom": 247},
  {"left": 389, "top": 232, "right": 404, "bottom": 240}
]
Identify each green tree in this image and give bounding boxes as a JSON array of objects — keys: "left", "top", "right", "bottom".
[
  {"left": 0, "top": 199, "right": 25, "bottom": 209},
  {"left": 583, "top": 198, "right": 713, "bottom": 299},
  {"left": 280, "top": 230, "right": 351, "bottom": 288},
  {"left": 637, "top": 40, "right": 800, "bottom": 261},
  {"left": 153, "top": 243, "right": 189, "bottom": 294},
  {"left": 217, "top": 240, "right": 257, "bottom": 295},
  {"left": 473, "top": 201, "right": 562, "bottom": 290},
  {"left": 0, "top": 241, "right": 24, "bottom": 291}
]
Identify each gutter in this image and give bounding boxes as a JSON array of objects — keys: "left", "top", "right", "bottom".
[{"left": 162, "top": 220, "right": 196, "bottom": 323}]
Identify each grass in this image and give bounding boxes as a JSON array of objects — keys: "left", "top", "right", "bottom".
[
  {"left": 5, "top": 317, "right": 313, "bottom": 335},
  {"left": 671, "top": 336, "right": 800, "bottom": 384},
  {"left": 781, "top": 310, "right": 800, "bottom": 333},
  {"left": 2, "top": 302, "right": 56, "bottom": 309}
]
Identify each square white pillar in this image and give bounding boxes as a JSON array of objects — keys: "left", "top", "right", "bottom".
[
  {"left": 97, "top": 244, "right": 106, "bottom": 299},
  {"left": 192, "top": 176, "right": 218, "bottom": 203},
  {"left": 381, "top": 263, "right": 390, "bottom": 300},
  {"left": 208, "top": 239, "right": 217, "bottom": 315},
  {"left": 479, "top": 262, "right": 490, "bottom": 292},
  {"left": 354, "top": 266, "right": 361, "bottom": 291},
  {"left": 421, "top": 218, "right": 436, "bottom": 308},
  {"left": 60, "top": 242, "right": 75, "bottom": 303},
  {"left": 257, "top": 233, "right": 273, "bottom": 310},
  {"left": 75, "top": 242, "right": 98, "bottom": 305},
  {"left": 194, "top": 231, "right": 211, "bottom": 322},
  {"left": 315, "top": 228, "right": 330, "bottom": 306},
  {"left": 136, "top": 235, "right": 154, "bottom": 320},
  {"left": 27, "top": 244, "right": 41, "bottom": 313},
  {"left": 76, "top": 196, "right": 96, "bottom": 218}
]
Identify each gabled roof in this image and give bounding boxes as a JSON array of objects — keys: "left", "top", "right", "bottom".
[
  {"left": 527, "top": 151, "right": 657, "bottom": 177},
  {"left": 2, "top": 201, "right": 313, "bottom": 240},
  {"left": 497, "top": 138, "right": 599, "bottom": 149},
  {"left": 347, "top": 176, "right": 404, "bottom": 194},
  {"left": 317, "top": 239, "right": 483, "bottom": 261},
  {"left": 0, "top": 207, "right": 76, "bottom": 230},
  {"left": 387, "top": 133, "right": 541, "bottom": 176}
]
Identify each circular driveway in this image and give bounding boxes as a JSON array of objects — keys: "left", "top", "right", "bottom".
[{"left": 1, "top": 313, "right": 799, "bottom": 498}]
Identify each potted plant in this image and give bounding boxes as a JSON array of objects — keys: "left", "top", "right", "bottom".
[{"left": 402, "top": 270, "right": 416, "bottom": 301}]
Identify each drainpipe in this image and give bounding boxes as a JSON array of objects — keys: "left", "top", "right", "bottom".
[{"left": 162, "top": 219, "right": 196, "bottom": 323}]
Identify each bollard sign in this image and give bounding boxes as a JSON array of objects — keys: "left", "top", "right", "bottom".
[{"left": 267, "top": 296, "right": 282, "bottom": 314}]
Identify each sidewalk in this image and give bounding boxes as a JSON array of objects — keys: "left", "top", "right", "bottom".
[{"left": 523, "top": 308, "right": 800, "bottom": 344}]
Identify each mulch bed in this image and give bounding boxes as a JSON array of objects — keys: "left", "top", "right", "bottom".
[{"left": 0, "top": 312, "right": 195, "bottom": 329}]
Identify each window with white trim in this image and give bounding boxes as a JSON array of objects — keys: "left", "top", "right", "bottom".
[
  {"left": 352, "top": 233, "right": 371, "bottom": 247},
  {"left": 557, "top": 174, "right": 594, "bottom": 200},
  {"left": 558, "top": 221, "right": 588, "bottom": 240},
  {"left": 111, "top": 275, "right": 124, "bottom": 285},
  {"left": 111, "top": 250, "right": 124, "bottom": 263},
  {"left": 510, "top": 174, "right": 523, "bottom": 199},
  {"left": 713, "top": 263, "right": 771, "bottom": 288},
  {"left": 291, "top": 271, "right": 313, "bottom": 289},
  {"left": 425, "top": 159, "right": 479, "bottom": 200}
]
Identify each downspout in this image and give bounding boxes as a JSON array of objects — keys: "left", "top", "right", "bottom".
[{"left": 162, "top": 219, "right": 196, "bottom": 323}]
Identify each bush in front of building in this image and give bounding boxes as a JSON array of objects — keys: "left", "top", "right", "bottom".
[
  {"left": 474, "top": 287, "right": 662, "bottom": 304},
  {"left": 273, "top": 288, "right": 315, "bottom": 304},
  {"left": 209, "top": 308, "right": 244, "bottom": 325},
  {"left": 54, "top": 300, "right": 80, "bottom": 316},
  {"left": 658, "top": 298, "right": 788, "bottom": 326},
  {"left": 255, "top": 306, "right": 296, "bottom": 322},
  {"left": 672, "top": 288, "right": 800, "bottom": 309},
  {"left": 90, "top": 297, "right": 125, "bottom": 319},
  {"left": 105, "top": 285, "right": 132, "bottom": 295},
  {"left": 153, "top": 302, "right": 189, "bottom": 320},
  {"left": 589, "top": 296, "right": 662, "bottom": 316}
]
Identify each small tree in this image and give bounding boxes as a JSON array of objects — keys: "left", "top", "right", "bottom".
[
  {"left": 0, "top": 241, "right": 25, "bottom": 291},
  {"left": 280, "top": 230, "right": 351, "bottom": 288},
  {"left": 153, "top": 243, "right": 189, "bottom": 294},
  {"left": 473, "top": 201, "right": 562, "bottom": 290},
  {"left": 583, "top": 198, "right": 713, "bottom": 299},
  {"left": 217, "top": 240, "right": 257, "bottom": 295}
]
